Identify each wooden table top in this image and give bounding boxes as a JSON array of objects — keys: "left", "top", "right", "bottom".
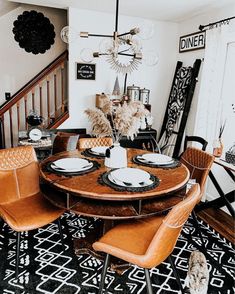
[{"left": 40, "top": 148, "right": 190, "bottom": 202}]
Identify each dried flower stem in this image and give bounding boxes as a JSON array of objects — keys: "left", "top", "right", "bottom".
[{"left": 219, "top": 120, "right": 226, "bottom": 138}]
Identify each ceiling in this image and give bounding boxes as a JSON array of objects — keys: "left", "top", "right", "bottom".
[{"left": 8, "top": 0, "right": 235, "bottom": 22}]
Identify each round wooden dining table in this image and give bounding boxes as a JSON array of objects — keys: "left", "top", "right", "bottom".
[
  {"left": 40, "top": 148, "right": 190, "bottom": 220},
  {"left": 40, "top": 148, "right": 190, "bottom": 271}
]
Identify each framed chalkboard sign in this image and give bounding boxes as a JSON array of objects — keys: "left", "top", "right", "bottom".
[{"left": 76, "top": 63, "right": 96, "bottom": 80}]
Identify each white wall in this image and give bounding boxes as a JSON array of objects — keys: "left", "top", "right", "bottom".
[
  {"left": 177, "top": 3, "right": 235, "bottom": 136},
  {"left": 60, "top": 7, "right": 179, "bottom": 134},
  {"left": 0, "top": 4, "right": 67, "bottom": 105}
]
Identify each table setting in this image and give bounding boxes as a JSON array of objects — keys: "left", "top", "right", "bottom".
[
  {"left": 98, "top": 167, "right": 160, "bottom": 192},
  {"left": 81, "top": 146, "right": 108, "bottom": 159},
  {"left": 45, "top": 156, "right": 100, "bottom": 176},
  {"left": 132, "top": 152, "right": 181, "bottom": 169}
]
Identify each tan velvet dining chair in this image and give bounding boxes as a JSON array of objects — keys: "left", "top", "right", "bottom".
[
  {"left": 0, "top": 146, "right": 65, "bottom": 278},
  {"left": 93, "top": 184, "right": 201, "bottom": 294},
  {"left": 180, "top": 147, "right": 214, "bottom": 247},
  {"left": 77, "top": 137, "right": 113, "bottom": 150}
]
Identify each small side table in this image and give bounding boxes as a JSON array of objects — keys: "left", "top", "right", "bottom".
[
  {"left": 196, "top": 158, "right": 235, "bottom": 217},
  {"left": 18, "top": 137, "right": 52, "bottom": 161}
]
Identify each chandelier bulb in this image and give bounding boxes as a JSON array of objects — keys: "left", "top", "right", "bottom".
[
  {"left": 61, "top": 26, "right": 78, "bottom": 44},
  {"left": 80, "top": 48, "right": 94, "bottom": 63},
  {"left": 138, "top": 21, "right": 154, "bottom": 40},
  {"left": 143, "top": 50, "right": 159, "bottom": 66}
]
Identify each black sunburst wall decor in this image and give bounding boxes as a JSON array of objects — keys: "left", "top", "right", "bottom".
[{"left": 12, "top": 10, "right": 55, "bottom": 55}]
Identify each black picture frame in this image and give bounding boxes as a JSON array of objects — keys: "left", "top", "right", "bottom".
[
  {"left": 179, "top": 31, "right": 206, "bottom": 53},
  {"left": 76, "top": 63, "right": 96, "bottom": 80}
]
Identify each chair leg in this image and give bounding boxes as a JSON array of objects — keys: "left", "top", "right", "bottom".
[
  {"left": 191, "top": 210, "right": 206, "bottom": 249},
  {"left": 16, "top": 232, "right": 21, "bottom": 279},
  {"left": 57, "top": 219, "right": 65, "bottom": 251},
  {"left": 168, "top": 255, "right": 184, "bottom": 294},
  {"left": 0, "top": 217, "right": 4, "bottom": 232},
  {"left": 98, "top": 254, "right": 110, "bottom": 294},
  {"left": 144, "top": 268, "right": 153, "bottom": 294}
]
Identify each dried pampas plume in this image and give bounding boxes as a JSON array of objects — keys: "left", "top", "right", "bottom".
[
  {"left": 85, "top": 108, "right": 113, "bottom": 137},
  {"left": 101, "top": 101, "right": 113, "bottom": 115},
  {"left": 85, "top": 100, "right": 150, "bottom": 141}
]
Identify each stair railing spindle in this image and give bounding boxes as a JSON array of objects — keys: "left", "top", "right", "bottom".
[
  {"left": 17, "top": 102, "right": 20, "bottom": 131},
  {"left": 61, "top": 62, "right": 65, "bottom": 112},
  {"left": 0, "top": 115, "right": 5, "bottom": 149},
  {"left": 32, "top": 88, "right": 35, "bottom": 110},
  {"left": 24, "top": 96, "right": 28, "bottom": 130},
  {"left": 47, "top": 77, "right": 50, "bottom": 127},
  {"left": 9, "top": 108, "right": 13, "bottom": 147},
  {"left": 54, "top": 73, "right": 57, "bottom": 118},
  {"left": 39, "top": 84, "right": 43, "bottom": 117}
]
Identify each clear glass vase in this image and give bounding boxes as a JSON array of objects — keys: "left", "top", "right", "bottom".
[{"left": 213, "top": 138, "right": 223, "bottom": 157}]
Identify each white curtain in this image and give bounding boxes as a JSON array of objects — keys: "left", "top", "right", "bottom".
[{"left": 194, "top": 25, "right": 233, "bottom": 152}]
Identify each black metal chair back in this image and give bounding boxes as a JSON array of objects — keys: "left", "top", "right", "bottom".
[{"left": 184, "top": 135, "right": 208, "bottom": 151}]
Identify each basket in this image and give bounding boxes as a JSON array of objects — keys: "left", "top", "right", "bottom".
[{"left": 225, "top": 151, "right": 235, "bottom": 165}]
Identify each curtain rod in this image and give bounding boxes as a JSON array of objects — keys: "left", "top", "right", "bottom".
[{"left": 199, "top": 16, "right": 235, "bottom": 31}]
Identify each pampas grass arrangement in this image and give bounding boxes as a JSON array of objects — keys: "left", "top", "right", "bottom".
[
  {"left": 85, "top": 108, "right": 113, "bottom": 137},
  {"left": 85, "top": 101, "right": 149, "bottom": 142}
]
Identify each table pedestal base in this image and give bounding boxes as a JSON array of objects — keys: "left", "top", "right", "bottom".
[{"left": 73, "top": 219, "right": 131, "bottom": 274}]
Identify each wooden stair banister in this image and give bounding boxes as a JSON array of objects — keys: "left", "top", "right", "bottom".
[
  {"left": 0, "top": 50, "right": 68, "bottom": 149},
  {"left": 0, "top": 50, "right": 68, "bottom": 116}
]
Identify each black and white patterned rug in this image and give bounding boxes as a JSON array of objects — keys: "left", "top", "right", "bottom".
[{"left": 0, "top": 212, "right": 234, "bottom": 294}]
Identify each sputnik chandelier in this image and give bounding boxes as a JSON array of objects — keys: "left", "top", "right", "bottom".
[{"left": 61, "top": 0, "right": 158, "bottom": 74}]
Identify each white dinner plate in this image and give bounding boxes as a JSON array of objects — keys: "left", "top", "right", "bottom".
[
  {"left": 90, "top": 146, "right": 108, "bottom": 155},
  {"left": 140, "top": 153, "right": 174, "bottom": 165},
  {"left": 51, "top": 162, "right": 93, "bottom": 173},
  {"left": 108, "top": 173, "right": 153, "bottom": 187},
  {"left": 110, "top": 167, "right": 150, "bottom": 186},
  {"left": 52, "top": 158, "right": 90, "bottom": 170}
]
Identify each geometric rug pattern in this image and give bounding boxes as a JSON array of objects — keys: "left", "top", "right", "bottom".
[{"left": 0, "top": 212, "right": 234, "bottom": 294}]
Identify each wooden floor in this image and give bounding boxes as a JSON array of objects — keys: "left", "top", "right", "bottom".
[{"left": 197, "top": 207, "right": 234, "bottom": 244}]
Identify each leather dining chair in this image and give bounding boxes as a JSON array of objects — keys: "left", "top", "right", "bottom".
[
  {"left": 93, "top": 184, "right": 201, "bottom": 294},
  {"left": 0, "top": 146, "right": 65, "bottom": 278},
  {"left": 52, "top": 131, "right": 79, "bottom": 155},
  {"left": 77, "top": 137, "right": 113, "bottom": 150},
  {"left": 180, "top": 147, "right": 214, "bottom": 247}
]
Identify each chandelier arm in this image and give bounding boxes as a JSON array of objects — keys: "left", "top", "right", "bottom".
[
  {"left": 124, "top": 73, "right": 128, "bottom": 93},
  {"left": 89, "top": 33, "right": 113, "bottom": 38},
  {"left": 118, "top": 48, "right": 131, "bottom": 54},
  {"left": 115, "top": 0, "right": 119, "bottom": 32},
  {"left": 118, "top": 52, "right": 135, "bottom": 57},
  {"left": 117, "top": 32, "right": 131, "bottom": 37}
]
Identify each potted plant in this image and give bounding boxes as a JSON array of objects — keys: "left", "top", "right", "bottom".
[{"left": 213, "top": 121, "right": 226, "bottom": 157}]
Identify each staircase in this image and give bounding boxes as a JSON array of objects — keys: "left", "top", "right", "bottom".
[{"left": 0, "top": 50, "right": 68, "bottom": 148}]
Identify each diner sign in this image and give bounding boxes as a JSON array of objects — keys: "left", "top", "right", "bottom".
[
  {"left": 77, "top": 63, "right": 96, "bottom": 80},
  {"left": 179, "top": 31, "right": 206, "bottom": 53}
]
